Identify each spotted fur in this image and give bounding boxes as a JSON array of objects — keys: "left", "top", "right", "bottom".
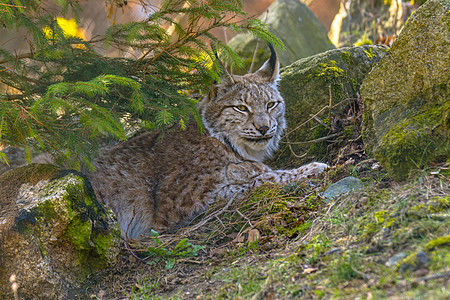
[{"left": 88, "top": 51, "right": 327, "bottom": 239}]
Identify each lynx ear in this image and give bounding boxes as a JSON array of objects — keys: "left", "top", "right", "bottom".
[{"left": 254, "top": 43, "right": 279, "bottom": 82}]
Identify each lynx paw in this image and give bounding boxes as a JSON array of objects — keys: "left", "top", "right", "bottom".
[
  {"left": 297, "top": 162, "right": 329, "bottom": 176},
  {"left": 311, "top": 162, "right": 329, "bottom": 174}
]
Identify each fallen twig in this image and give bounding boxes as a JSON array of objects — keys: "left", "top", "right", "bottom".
[
  {"left": 182, "top": 194, "right": 237, "bottom": 233},
  {"left": 281, "top": 133, "right": 340, "bottom": 145},
  {"left": 415, "top": 271, "right": 450, "bottom": 282}
]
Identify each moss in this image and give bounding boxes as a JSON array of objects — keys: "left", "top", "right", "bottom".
[
  {"left": 361, "top": 1, "right": 449, "bottom": 180},
  {"left": 59, "top": 180, "right": 119, "bottom": 273},
  {"left": 308, "top": 120, "right": 331, "bottom": 160},
  {"left": 92, "top": 227, "right": 121, "bottom": 258},
  {"left": 425, "top": 235, "right": 450, "bottom": 250},
  {"left": 374, "top": 210, "right": 387, "bottom": 223},
  {"left": 312, "top": 60, "right": 344, "bottom": 81},
  {"left": 399, "top": 251, "right": 430, "bottom": 273},
  {"left": 327, "top": 164, "right": 350, "bottom": 182},
  {"left": 64, "top": 182, "right": 103, "bottom": 221},
  {"left": 407, "top": 195, "right": 449, "bottom": 219},
  {"left": 36, "top": 237, "right": 47, "bottom": 257},
  {"left": 340, "top": 51, "right": 353, "bottom": 65},
  {"left": 35, "top": 200, "right": 59, "bottom": 221},
  {"left": 343, "top": 125, "right": 354, "bottom": 138},
  {"left": 374, "top": 99, "right": 450, "bottom": 181},
  {"left": 364, "top": 48, "right": 376, "bottom": 60},
  {"left": 64, "top": 216, "right": 92, "bottom": 251},
  {"left": 355, "top": 38, "right": 373, "bottom": 47}
]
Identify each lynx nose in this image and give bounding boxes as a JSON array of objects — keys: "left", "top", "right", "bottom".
[{"left": 257, "top": 126, "right": 269, "bottom": 136}]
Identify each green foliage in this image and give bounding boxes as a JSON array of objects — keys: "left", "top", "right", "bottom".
[
  {"left": 0, "top": 0, "right": 282, "bottom": 169},
  {"left": 128, "top": 277, "right": 161, "bottom": 300},
  {"left": 147, "top": 230, "right": 205, "bottom": 270}
]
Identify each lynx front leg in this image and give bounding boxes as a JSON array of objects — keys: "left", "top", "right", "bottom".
[
  {"left": 219, "top": 162, "right": 327, "bottom": 199},
  {"left": 250, "top": 162, "right": 328, "bottom": 189}
]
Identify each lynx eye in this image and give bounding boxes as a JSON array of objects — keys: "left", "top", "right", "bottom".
[
  {"left": 267, "top": 102, "right": 277, "bottom": 109},
  {"left": 235, "top": 105, "right": 248, "bottom": 112}
]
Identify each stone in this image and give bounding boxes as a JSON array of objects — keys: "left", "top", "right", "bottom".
[
  {"left": 0, "top": 146, "right": 53, "bottom": 175},
  {"left": 269, "top": 45, "right": 387, "bottom": 168},
  {"left": 399, "top": 251, "right": 431, "bottom": 273},
  {"left": 0, "top": 164, "right": 121, "bottom": 299},
  {"left": 228, "top": 0, "right": 334, "bottom": 74},
  {"left": 361, "top": 0, "right": 450, "bottom": 181},
  {"left": 385, "top": 252, "right": 407, "bottom": 267},
  {"left": 322, "top": 176, "right": 364, "bottom": 201}
]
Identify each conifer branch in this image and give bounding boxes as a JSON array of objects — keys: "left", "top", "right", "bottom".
[{"left": 0, "top": 0, "right": 283, "bottom": 169}]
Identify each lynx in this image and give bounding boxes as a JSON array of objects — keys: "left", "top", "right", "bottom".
[{"left": 88, "top": 46, "right": 327, "bottom": 239}]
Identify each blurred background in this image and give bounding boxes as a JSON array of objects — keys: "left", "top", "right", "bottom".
[{"left": 1, "top": 0, "right": 423, "bottom": 58}]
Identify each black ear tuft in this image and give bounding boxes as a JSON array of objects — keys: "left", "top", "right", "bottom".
[
  {"left": 211, "top": 43, "right": 235, "bottom": 84},
  {"left": 254, "top": 43, "right": 279, "bottom": 82},
  {"left": 268, "top": 43, "right": 277, "bottom": 73}
]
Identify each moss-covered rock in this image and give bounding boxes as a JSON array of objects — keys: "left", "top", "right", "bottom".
[
  {"left": 0, "top": 164, "right": 120, "bottom": 299},
  {"left": 227, "top": 0, "right": 334, "bottom": 74},
  {"left": 361, "top": 0, "right": 450, "bottom": 181},
  {"left": 269, "top": 45, "right": 387, "bottom": 168}
]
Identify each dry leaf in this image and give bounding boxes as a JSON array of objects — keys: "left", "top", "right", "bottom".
[
  {"left": 247, "top": 229, "right": 261, "bottom": 243},
  {"left": 302, "top": 267, "right": 318, "bottom": 274}
]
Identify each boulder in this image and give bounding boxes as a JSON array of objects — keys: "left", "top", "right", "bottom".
[
  {"left": 0, "top": 146, "right": 53, "bottom": 175},
  {"left": 0, "top": 164, "right": 121, "bottom": 299},
  {"left": 361, "top": 0, "right": 450, "bottom": 181},
  {"left": 228, "top": 0, "right": 334, "bottom": 74},
  {"left": 269, "top": 45, "right": 387, "bottom": 168}
]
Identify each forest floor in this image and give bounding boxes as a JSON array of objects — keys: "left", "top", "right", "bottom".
[{"left": 81, "top": 160, "right": 449, "bottom": 299}]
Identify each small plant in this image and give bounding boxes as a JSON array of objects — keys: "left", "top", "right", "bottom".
[
  {"left": 146, "top": 230, "right": 205, "bottom": 269},
  {"left": 128, "top": 278, "right": 161, "bottom": 300}
]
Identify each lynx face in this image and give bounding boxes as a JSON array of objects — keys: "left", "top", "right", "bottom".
[{"left": 199, "top": 56, "right": 285, "bottom": 162}]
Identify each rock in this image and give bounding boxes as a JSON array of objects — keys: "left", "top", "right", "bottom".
[
  {"left": 361, "top": 0, "right": 450, "bottom": 181},
  {"left": 0, "top": 146, "right": 53, "bottom": 175},
  {"left": 329, "top": 0, "right": 413, "bottom": 47},
  {"left": 385, "top": 252, "right": 407, "bottom": 267},
  {"left": 399, "top": 251, "right": 431, "bottom": 273},
  {"left": 269, "top": 45, "right": 387, "bottom": 168},
  {"left": 0, "top": 164, "right": 121, "bottom": 299},
  {"left": 322, "top": 176, "right": 364, "bottom": 201},
  {"left": 228, "top": 0, "right": 334, "bottom": 74},
  {"left": 0, "top": 147, "right": 26, "bottom": 175}
]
